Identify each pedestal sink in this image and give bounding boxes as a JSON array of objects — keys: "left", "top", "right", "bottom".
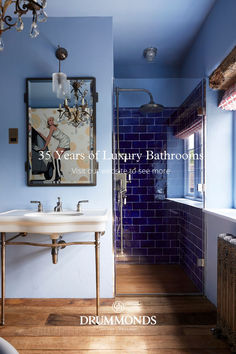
[
  {"left": 0, "top": 209, "right": 108, "bottom": 233},
  {"left": 0, "top": 208, "right": 109, "bottom": 325}
]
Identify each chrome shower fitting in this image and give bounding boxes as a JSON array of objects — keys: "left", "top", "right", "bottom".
[{"left": 115, "top": 172, "right": 131, "bottom": 255}]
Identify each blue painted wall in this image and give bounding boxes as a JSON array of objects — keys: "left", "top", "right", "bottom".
[
  {"left": 115, "top": 63, "right": 180, "bottom": 79},
  {"left": 0, "top": 18, "right": 114, "bottom": 298},
  {"left": 205, "top": 83, "right": 233, "bottom": 209},
  {"left": 180, "top": 0, "right": 236, "bottom": 304},
  {"left": 181, "top": 0, "right": 235, "bottom": 209},
  {"left": 181, "top": 0, "right": 236, "bottom": 78}
]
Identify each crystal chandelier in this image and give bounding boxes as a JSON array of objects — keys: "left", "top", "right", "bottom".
[
  {"left": 57, "top": 80, "right": 93, "bottom": 129},
  {"left": 0, "top": 0, "right": 47, "bottom": 51}
]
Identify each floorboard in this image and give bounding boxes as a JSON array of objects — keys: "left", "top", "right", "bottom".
[
  {"left": 0, "top": 296, "right": 230, "bottom": 353},
  {"left": 116, "top": 264, "right": 199, "bottom": 294}
]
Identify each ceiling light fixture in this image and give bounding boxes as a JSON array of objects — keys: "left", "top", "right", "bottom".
[
  {"left": 143, "top": 47, "right": 157, "bottom": 62},
  {"left": 0, "top": 0, "right": 47, "bottom": 51}
]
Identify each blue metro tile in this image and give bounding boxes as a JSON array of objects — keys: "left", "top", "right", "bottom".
[
  {"left": 141, "top": 225, "right": 155, "bottom": 232},
  {"left": 139, "top": 195, "right": 155, "bottom": 202},
  {"left": 133, "top": 187, "right": 148, "bottom": 194},
  {"left": 132, "top": 141, "right": 147, "bottom": 149},
  {"left": 132, "top": 233, "right": 148, "bottom": 240},
  {"left": 118, "top": 110, "right": 132, "bottom": 117},
  {"left": 148, "top": 248, "right": 163, "bottom": 255},
  {"left": 124, "top": 240, "right": 140, "bottom": 248},
  {"left": 132, "top": 248, "right": 147, "bottom": 256},
  {"left": 140, "top": 210, "right": 155, "bottom": 217},
  {"left": 124, "top": 210, "right": 140, "bottom": 218},
  {"left": 140, "top": 133, "right": 154, "bottom": 140},
  {"left": 132, "top": 218, "right": 148, "bottom": 225},
  {"left": 147, "top": 125, "right": 164, "bottom": 132},
  {"left": 141, "top": 240, "right": 155, "bottom": 248},
  {"left": 133, "top": 126, "right": 147, "bottom": 133},
  {"left": 140, "top": 118, "right": 155, "bottom": 125},
  {"left": 124, "top": 133, "right": 140, "bottom": 140},
  {"left": 122, "top": 118, "right": 140, "bottom": 125},
  {"left": 119, "top": 126, "right": 132, "bottom": 133}
]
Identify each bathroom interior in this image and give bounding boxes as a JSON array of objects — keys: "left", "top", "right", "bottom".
[
  {"left": 0, "top": 0, "right": 235, "bottom": 352},
  {"left": 114, "top": 81, "right": 205, "bottom": 295}
]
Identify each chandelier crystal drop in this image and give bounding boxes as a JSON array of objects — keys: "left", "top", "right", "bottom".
[
  {"left": 38, "top": 8, "right": 47, "bottom": 23},
  {"left": 0, "top": 0, "right": 47, "bottom": 50},
  {"left": 30, "top": 21, "right": 39, "bottom": 38},
  {"left": 15, "top": 16, "right": 24, "bottom": 32},
  {"left": 0, "top": 36, "right": 4, "bottom": 51}
]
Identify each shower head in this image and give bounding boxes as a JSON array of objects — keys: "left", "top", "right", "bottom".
[
  {"left": 116, "top": 87, "right": 164, "bottom": 113},
  {"left": 139, "top": 100, "right": 164, "bottom": 114}
]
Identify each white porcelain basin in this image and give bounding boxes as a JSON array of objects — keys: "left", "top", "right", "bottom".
[
  {"left": 0, "top": 209, "right": 109, "bottom": 234},
  {"left": 24, "top": 211, "right": 83, "bottom": 217}
]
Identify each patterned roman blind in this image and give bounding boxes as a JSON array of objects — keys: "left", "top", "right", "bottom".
[
  {"left": 218, "top": 83, "right": 236, "bottom": 110},
  {"left": 169, "top": 80, "right": 205, "bottom": 139}
]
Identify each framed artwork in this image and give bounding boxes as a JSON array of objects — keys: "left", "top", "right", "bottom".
[{"left": 26, "top": 78, "right": 97, "bottom": 186}]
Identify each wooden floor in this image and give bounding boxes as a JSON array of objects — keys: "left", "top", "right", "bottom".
[
  {"left": 116, "top": 264, "right": 199, "bottom": 294},
  {"left": 0, "top": 296, "right": 231, "bottom": 353}
]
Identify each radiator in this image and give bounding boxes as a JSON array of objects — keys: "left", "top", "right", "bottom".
[{"left": 214, "top": 233, "right": 236, "bottom": 351}]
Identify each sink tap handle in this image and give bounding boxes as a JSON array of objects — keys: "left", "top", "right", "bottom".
[
  {"left": 54, "top": 197, "right": 62, "bottom": 212},
  {"left": 77, "top": 200, "right": 89, "bottom": 212},
  {"left": 30, "top": 201, "right": 43, "bottom": 212}
]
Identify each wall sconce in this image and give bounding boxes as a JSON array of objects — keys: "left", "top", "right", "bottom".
[{"left": 52, "top": 46, "right": 69, "bottom": 99}]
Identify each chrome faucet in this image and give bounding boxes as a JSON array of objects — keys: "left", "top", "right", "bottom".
[
  {"left": 77, "top": 200, "right": 89, "bottom": 212},
  {"left": 30, "top": 201, "right": 43, "bottom": 212},
  {"left": 54, "top": 197, "right": 62, "bottom": 212}
]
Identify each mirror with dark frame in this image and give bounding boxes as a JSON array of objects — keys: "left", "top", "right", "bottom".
[{"left": 26, "top": 77, "right": 97, "bottom": 186}]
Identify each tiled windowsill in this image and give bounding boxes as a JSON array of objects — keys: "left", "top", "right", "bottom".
[
  {"left": 203, "top": 208, "right": 236, "bottom": 223},
  {"left": 167, "top": 198, "right": 203, "bottom": 209}
]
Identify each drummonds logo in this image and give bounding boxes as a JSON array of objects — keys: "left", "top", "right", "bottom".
[{"left": 79, "top": 301, "right": 158, "bottom": 326}]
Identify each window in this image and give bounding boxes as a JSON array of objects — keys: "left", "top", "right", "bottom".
[{"left": 184, "top": 130, "right": 203, "bottom": 200}]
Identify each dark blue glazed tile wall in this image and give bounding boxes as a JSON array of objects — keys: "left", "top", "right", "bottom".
[
  {"left": 114, "top": 107, "right": 181, "bottom": 265},
  {"left": 114, "top": 83, "right": 205, "bottom": 293},
  {"left": 168, "top": 201, "right": 204, "bottom": 292}
]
